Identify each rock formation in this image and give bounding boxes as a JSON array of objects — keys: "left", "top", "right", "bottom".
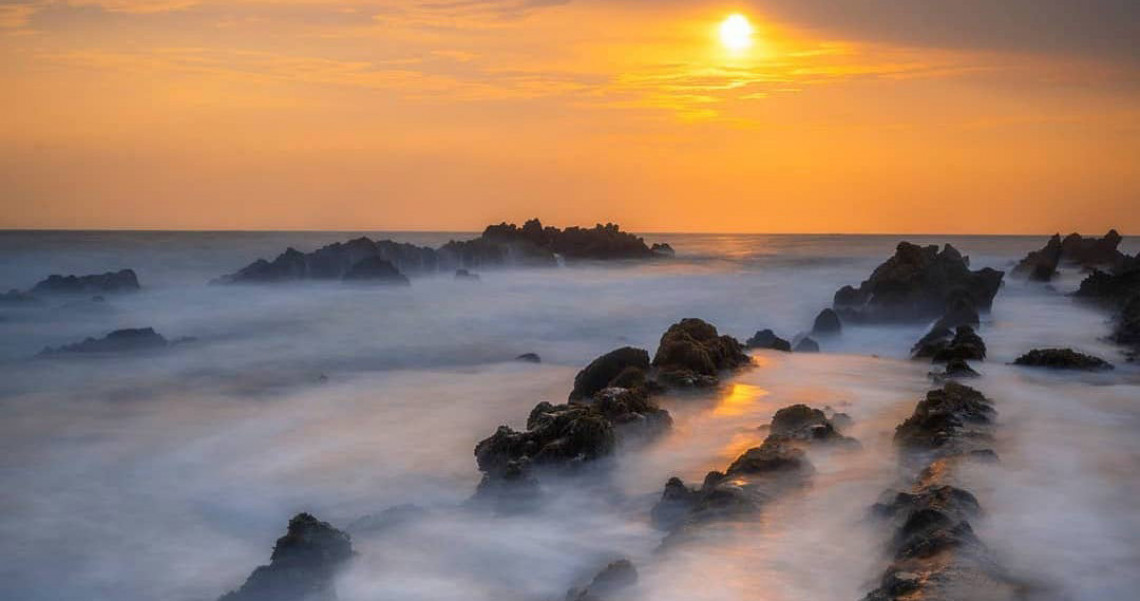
[{"left": 219, "top": 513, "right": 354, "bottom": 601}]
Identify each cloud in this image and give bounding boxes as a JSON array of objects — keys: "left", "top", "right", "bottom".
[{"left": 751, "top": 0, "right": 1140, "bottom": 64}]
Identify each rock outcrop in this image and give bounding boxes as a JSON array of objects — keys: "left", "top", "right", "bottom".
[
  {"left": 651, "top": 318, "right": 750, "bottom": 387},
  {"left": 745, "top": 329, "right": 791, "bottom": 352},
  {"left": 1014, "top": 230, "right": 1128, "bottom": 281},
  {"left": 912, "top": 325, "right": 986, "bottom": 363},
  {"left": 832, "top": 242, "right": 1003, "bottom": 323},
  {"left": 1075, "top": 264, "right": 1140, "bottom": 355},
  {"left": 30, "top": 269, "right": 140, "bottom": 295},
  {"left": 39, "top": 327, "right": 174, "bottom": 356},
  {"left": 216, "top": 220, "right": 668, "bottom": 284},
  {"left": 811, "top": 308, "right": 842, "bottom": 336},
  {"left": 341, "top": 257, "right": 410, "bottom": 285},
  {"left": 219, "top": 513, "right": 354, "bottom": 601},
  {"left": 650, "top": 405, "right": 853, "bottom": 536},
  {"left": 564, "top": 560, "right": 638, "bottom": 601},
  {"left": 569, "top": 347, "right": 651, "bottom": 401},
  {"left": 1013, "top": 348, "right": 1113, "bottom": 371},
  {"left": 861, "top": 382, "right": 1022, "bottom": 601},
  {"left": 793, "top": 337, "right": 820, "bottom": 353}
]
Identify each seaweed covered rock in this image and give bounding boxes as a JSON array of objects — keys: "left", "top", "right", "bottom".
[
  {"left": 912, "top": 325, "right": 986, "bottom": 363},
  {"left": 1013, "top": 348, "right": 1113, "bottom": 371},
  {"left": 811, "top": 308, "right": 842, "bottom": 336},
  {"left": 768, "top": 404, "right": 854, "bottom": 444},
  {"left": 651, "top": 318, "right": 749, "bottom": 387},
  {"left": 39, "top": 327, "right": 172, "bottom": 356},
  {"left": 745, "top": 329, "right": 791, "bottom": 352},
  {"left": 893, "top": 382, "right": 995, "bottom": 454},
  {"left": 832, "top": 242, "right": 1004, "bottom": 322},
  {"left": 475, "top": 408, "right": 615, "bottom": 480},
  {"left": 219, "top": 513, "right": 353, "bottom": 601},
  {"left": 565, "top": 560, "right": 638, "bottom": 601},
  {"left": 871, "top": 485, "right": 983, "bottom": 561},
  {"left": 341, "top": 257, "right": 410, "bottom": 285},
  {"left": 569, "top": 347, "right": 651, "bottom": 401},
  {"left": 31, "top": 269, "right": 140, "bottom": 295}
]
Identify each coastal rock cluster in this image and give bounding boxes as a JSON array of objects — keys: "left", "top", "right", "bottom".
[
  {"left": 1013, "top": 230, "right": 1129, "bottom": 281},
  {"left": 214, "top": 219, "right": 668, "bottom": 285},
  {"left": 1073, "top": 250, "right": 1140, "bottom": 359},
  {"left": 471, "top": 318, "right": 748, "bottom": 510},
  {"left": 861, "top": 382, "right": 1022, "bottom": 601},
  {"left": 2, "top": 269, "right": 140, "bottom": 306},
  {"left": 38, "top": 327, "right": 193, "bottom": 356}
]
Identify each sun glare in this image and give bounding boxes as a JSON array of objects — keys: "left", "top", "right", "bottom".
[{"left": 719, "top": 13, "right": 755, "bottom": 51}]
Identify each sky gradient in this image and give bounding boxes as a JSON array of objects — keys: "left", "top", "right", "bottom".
[{"left": 1, "top": 0, "right": 1138, "bottom": 233}]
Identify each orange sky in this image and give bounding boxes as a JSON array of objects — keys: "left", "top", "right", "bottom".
[{"left": 1, "top": 0, "right": 1138, "bottom": 233}]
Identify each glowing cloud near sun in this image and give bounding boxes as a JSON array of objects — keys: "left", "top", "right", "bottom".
[{"left": 719, "top": 14, "right": 755, "bottom": 51}]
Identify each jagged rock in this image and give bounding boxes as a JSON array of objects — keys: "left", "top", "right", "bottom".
[
  {"left": 480, "top": 219, "right": 658, "bottom": 261},
  {"left": 652, "top": 318, "right": 750, "bottom": 387},
  {"left": 768, "top": 404, "right": 855, "bottom": 444},
  {"left": 793, "top": 337, "right": 820, "bottom": 353},
  {"left": 893, "top": 382, "right": 995, "bottom": 454},
  {"left": 569, "top": 347, "right": 650, "bottom": 401},
  {"left": 341, "top": 257, "right": 410, "bottom": 285},
  {"left": 811, "top": 308, "right": 842, "bottom": 336},
  {"left": 745, "top": 329, "right": 791, "bottom": 352},
  {"left": 912, "top": 325, "right": 985, "bottom": 363},
  {"left": 30, "top": 269, "right": 140, "bottom": 295},
  {"left": 1013, "top": 348, "right": 1113, "bottom": 371},
  {"left": 39, "top": 327, "right": 170, "bottom": 355},
  {"left": 725, "top": 437, "right": 811, "bottom": 477},
  {"left": 565, "top": 560, "right": 638, "bottom": 601},
  {"left": 832, "top": 242, "right": 1004, "bottom": 322},
  {"left": 872, "top": 485, "right": 982, "bottom": 559},
  {"left": 454, "top": 269, "right": 480, "bottom": 281},
  {"left": 219, "top": 513, "right": 353, "bottom": 601},
  {"left": 515, "top": 352, "right": 542, "bottom": 363},
  {"left": 1060, "top": 230, "right": 1126, "bottom": 269},
  {"left": 651, "top": 243, "right": 675, "bottom": 257},
  {"left": 1013, "top": 234, "right": 1063, "bottom": 281},
  {"left": 931, "top": 358, "right": 980, "bottom": 380},
  {"left": 1075, "top": 267, "right": 1140, "bottom": 351}
]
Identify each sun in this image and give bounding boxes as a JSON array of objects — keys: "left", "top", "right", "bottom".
[{"left": 719, "top": 14, "right": 755, "bottom": 51}]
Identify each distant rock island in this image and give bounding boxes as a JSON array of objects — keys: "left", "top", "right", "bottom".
[{"left": 214, "top": 219, "right": 671, "bottom": 284}]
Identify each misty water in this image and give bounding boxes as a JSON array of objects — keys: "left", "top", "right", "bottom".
[{"left": 1, "top": 232, "right": 1138, "bottom": 601}]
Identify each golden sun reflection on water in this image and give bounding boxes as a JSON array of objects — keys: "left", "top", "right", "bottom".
[{"left": 713, "top": 382, "right": 769, "bottom": 417}]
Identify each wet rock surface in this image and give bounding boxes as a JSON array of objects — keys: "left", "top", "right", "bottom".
[
  {"left": 219, "top": 513, "right": 354, "bottom": 601},
  {"left": 832, "top": 242, "right": 1003, "bottom": 323},
  {"left": 912, "top": 325, "right": 986, "bottom": 363},
  {"left": 651, "top": 318, "right": 749, "bottom": 388},
  {"left": 745, "top": 329, "right": 791, "bottom": 352},
  {"left": 893, "top": 382, "right": 995, "bottom": 455},
  {"left": 1013, "top": 348, "right": 1113, "bottom": 371},
  {"left": 38, "top": 327, "right": 175, "bottom": 356},
  {"left": 569, "top": 347, "right": 651, "bottom": 401},
  {"left": 30, "top": 269, "right": 140, "bottom": 295}
]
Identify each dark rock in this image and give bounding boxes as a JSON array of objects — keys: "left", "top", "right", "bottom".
[
  {"left": 725, "top": 437, "right": 811, "bottom": 477},
  {"left": 218, "top": 513, "right": 353, "bottom": 601},
  {"left": 651, "top": 243, "right": 676, "bottom": 257},
  {"left": 769, "top": 404, "right": 854, "bottom": 444},
  {"left": 569, "top": 347, "right": 650, "bottom": 401},
  {"left": 515, "top": 353, "right": 542, "bottom": 363},
  {"left": 341, "top": 257, "right": 410, "bottom": 285},
  {"left": 39, "top": 327, "right": 170, "bottom": 356},
  {"left": 832, "top": 242, "right": 1004, "bottom": 322},
  {"left": 1075, "top": 267, "right": 1140, "bottom": 303},
  {"left": 1013, "top": 234, "right": 1063, "bottom": 281},
  {"left": 1013, "top": 348, "right": 1113, "bottom": 371},
  {"left": 454, "top": 269, "right": 480, "bottom": 281},
  {"left": 480, "top": 219, "right": 657, "bottom": 261},
  {"left": 912, "top": 325, "right": 985, "bottom": 363},
  {"left": 872, "top": 485, "right": 982, "bottom": 560},
  {"left": 893, "top": 382, "right": 995, "bottom": 454},
  {"left": 565, "top": 560, "right": 638, "bottom": 601},
  {"left": 933, "top": 358, "right": 980, "bottom": 380},
  {"left": 793, "top": 337, "right": 820, "bottom": 353},
  {"left": 0, "top": 289, "right": 40, "bottom": 305},
  {"left": 652, "top": 318, "right": 750, "bottom": 387},
  {"left": 30, "top": 269, "right": 140, "bottom": 295},
  {"left": 811, "top": 308, "right": 842, "bottom": 336},
  {"left": 1060, "top": 230, "right": 1126, "bottom": 269},
  {"left": 745, "top": 329, "right": 791, "bottom": 352}
]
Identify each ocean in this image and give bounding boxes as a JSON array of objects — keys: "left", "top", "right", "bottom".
[{"left": 0, "top": 231, "right": 1137, "bottom": 600}]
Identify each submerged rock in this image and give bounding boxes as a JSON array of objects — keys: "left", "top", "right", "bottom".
[
  {"left": 341, "top": 257, "right": 410, "bottom": 285},
  {"left": 832, "top": 242, "right": 1003, "bottom": 322},
  {"left": 651, "top": 318, "right": 750, "bottom": 387},
  {"left": 745, "top": 329, "right": 791, "bottom": 352},
  {"left": 793, "top": 337, "right": 820, "bottom": 353},
  {"left": 514, "top": 352, "right": 542, "bottom": 363},
  {"left": 811, "top": 308, "right": 842, "bottom": 336},
  {"left": 219, "top": 513, "right": 353, "bottom": 601},
  {"left": 1013, "top": 348, "right": 1113, "bottom": 371},
  {"left": 913, "top": 325, "right": 986, "bottom": 363},
  {"left": 39, "top": 327, "right": 171, "bottom": 356},
  {"left": 30, "top": 269, "right": 140, "bottom": 295}
]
